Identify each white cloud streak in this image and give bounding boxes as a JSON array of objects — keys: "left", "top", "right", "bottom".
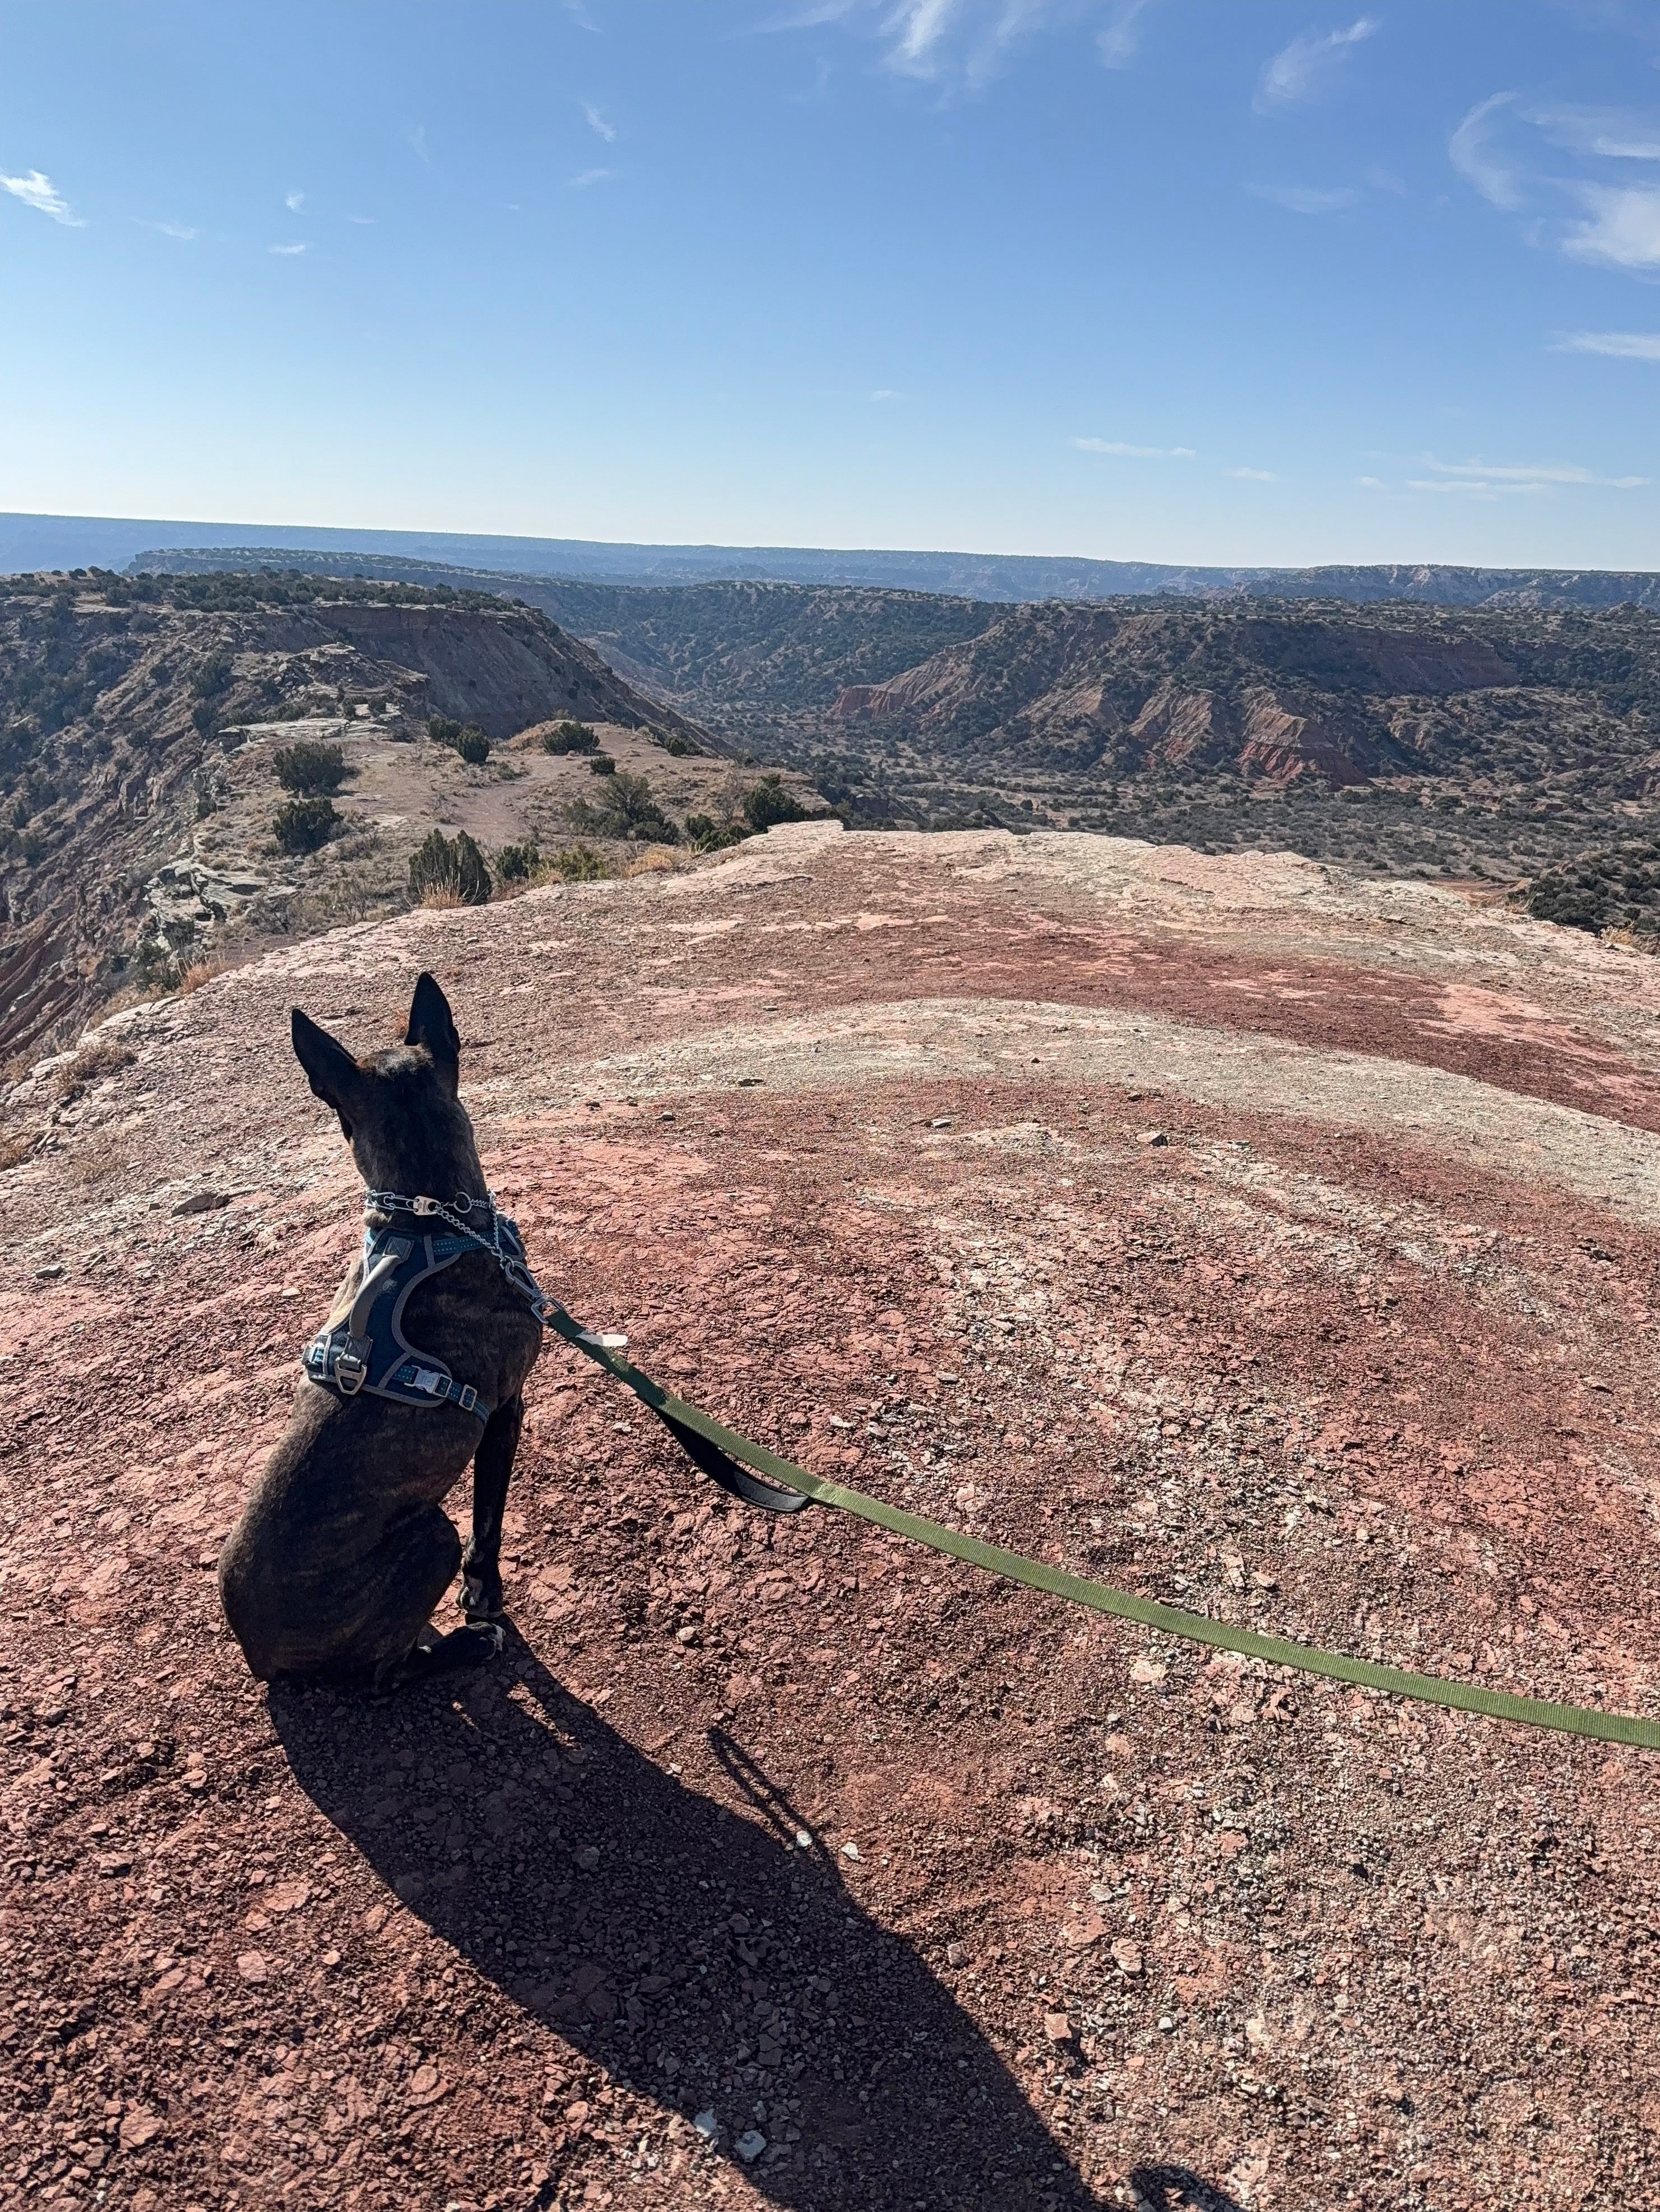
[
  {"left": 1253, "top": 16, "right": 1378, "bottom": 115},
  {"left": 1251, "top": 183, "right": 1359, "bottom": 214},
  {"left": 582, "top": 100, "right": 616, "bottom": 141},
  {"left": 1559, "top": 330, "right": 1660, "bottom": 360},
  {"left": 1564, "top": 184, "right": 1660, "bottom": 269},
  {"left": 1227, "top": 466, "right": 1278, "bottom": 481},
  {"left": 409, "top": 124, "right": 432, "bottom": 167},
  {"left": 270, "top": 241, "right": 309, "bottom": 256},
  {"left": 1098, "top": 0, "right": 1156, "bottom": 69},
  {"left": 140, "top": 219, "right": 199, "bottom": 240},
  {"left": 1421, "top": 456, "right": 1648, "bottom": 489},
  {"left": 285, "top": 189, "right": 305, "bottom": 212},
  {"left": 568, "top": 168, "right": 615, "bottom": 188},
  {"left": 1448, "top": 91, "right": 1520, "bottom": 209},
  {"left": 1, "top": 169, "right": 85, "bottom": 226},
  {"left": 1072, "top": 437, "right": 1196, "bottom": 458}
]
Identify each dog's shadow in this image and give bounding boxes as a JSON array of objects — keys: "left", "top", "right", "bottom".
[{"left": 272, "top": 1637, "right": 1102, "bottom": 2210}]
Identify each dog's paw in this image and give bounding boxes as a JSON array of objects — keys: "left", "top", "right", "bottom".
[
  {"left": 376, "top": 1622, "right": 503, "bottom": 1695},
  {"left": 458, "top": 1569, "right": 505, "bottom": 1622}
]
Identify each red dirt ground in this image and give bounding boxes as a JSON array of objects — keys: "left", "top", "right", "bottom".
[{"left": 4, "top": 826, "right": 1660, "bottom": 2212}]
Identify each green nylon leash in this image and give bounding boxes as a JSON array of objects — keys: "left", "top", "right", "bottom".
[{"left": 545, "top": 1310, "right": 1660, "bottom": 1754}]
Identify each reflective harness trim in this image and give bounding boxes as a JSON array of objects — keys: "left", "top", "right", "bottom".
[{"left": 302, "top": 1210, "right": 526, "bottom": 1425}]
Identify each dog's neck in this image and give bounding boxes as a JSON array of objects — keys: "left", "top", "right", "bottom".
[{"left": 351, "top": 1113, "right": 489, "bottom": 1222}]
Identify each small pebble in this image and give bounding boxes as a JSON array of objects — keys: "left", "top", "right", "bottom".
[
  {"left": 841, "top": 1842, "right": 861, "bottom": 1862},
  {"left": 735, "top": 2129, "right": 767, "bottom": 2162},
  {"left": 693, "top": 2108, "right": 720, "bottom": 2143}
]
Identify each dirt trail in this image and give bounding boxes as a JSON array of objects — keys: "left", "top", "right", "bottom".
[{"left": 5, "top": 825, "right": 1660, "bottom": 2212}]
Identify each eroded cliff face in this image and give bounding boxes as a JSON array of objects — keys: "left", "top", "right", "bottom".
[{"left": 0, "top": 578, "right": 708, "bottom": 1060}]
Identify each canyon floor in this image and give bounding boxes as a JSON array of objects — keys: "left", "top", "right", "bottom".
[{"left": 4, "top": 822, "right": 1660, "bottom": 2212}]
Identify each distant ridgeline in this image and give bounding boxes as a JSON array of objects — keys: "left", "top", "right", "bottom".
[{"left": 124, "top": 538, "right": 1660, "bottom": 611}]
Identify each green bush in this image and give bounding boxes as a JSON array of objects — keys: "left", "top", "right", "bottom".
[
  {"left": 743, "top": 774, "right": 809, "bottom": 832},
  {"left": 685, "top": 811, "right": 752, "bottom": 853},
  {"left": 190, "top": 653, "right": 233, "bottom": 698},
  {"left": 541, "top": 721, "right": 600, "bottom": 754},
  {"left": 568, "top": 769, "right": 680, "bottom": 844},
  {"left": 409, "top": 828, "right": 492, "bottom": 905},
  {"left": 660, "top": 733, "right": 699, "bottom": 757},
  {"left": 495, "top": 840, "right": 540, "bottom": 885},
  {"left": 271, "top": 739, "right": 349, "bottom": 795},
  {"left": 429, "top": 716, "right": 490, "bottom": 764},
  {"left": 588, "top": 752, "right": 616, "bottom": 777},
  {"left": 272, "top": 796, "right": 339, "bottom": 854},
  {"left": 549, "top": 843, "right": 609, "bottom": 881}
]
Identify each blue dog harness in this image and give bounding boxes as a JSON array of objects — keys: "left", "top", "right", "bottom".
[{"left": 302, "top": 1194, "right": 532, "bottom": 1426}]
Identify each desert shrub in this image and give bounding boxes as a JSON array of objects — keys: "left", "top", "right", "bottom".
[
  {"left": 659, "top": 733, "right": 699, "bottom": 757},
  {"left": 429, "top": 715, "right": 490, "bottom": 763},
  {"left": 409, "top": 828, "right": 492, "bottom": 905},
  {"left": 548, "top": 843, "right": 609, "bottom": 881},
  {"left": 743, "top": 774, "right": 809, "bottom": 832},
  {"left": 191, "top": 701, "right": 221, "bottom": 738},
  {"left": 567, "top": 769, "right": 680, "bottom": 844},
  {"left": 271, "top": 738, "right": 349, "bottom": 794},
  {"left": 273, "top": 796, "right": 340, "bottom": 853},
  {"left": 495, "top": 840, "right": 540, "bottom": 885},
  {"left": 588, "top": 752, "right": 616, "bottom": 777},
  {"left": 685, "top": 811, "right": 752, "bottom": 853},
  {"left": 541, "top": 721, "right": 600, "bottom": 755},
  {"left": 190, "top": 653, "right": 233, "bottom": 698}
]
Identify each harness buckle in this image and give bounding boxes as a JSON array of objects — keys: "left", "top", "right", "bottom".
[
  {"left": 458, "top": 1384, "right": 478, "bottom": 1414},
  {"left": 411, "top": 1195, "right": 439, "bottom": 1216},
  {"left": 335, "top": 1349, "right": 368, "bottom": 1395}
]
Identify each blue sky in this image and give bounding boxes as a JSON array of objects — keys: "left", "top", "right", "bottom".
[{"left": 5, "top": 0, "right": 1660, "bottom": 566}]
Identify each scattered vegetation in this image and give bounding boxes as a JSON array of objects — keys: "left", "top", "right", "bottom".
[
  {"left": 272, "top": 796, "right": 341, "bottom": 854},
  {"left": 588, "top": 752, "right": 616, "bottom": 777},
  {"left": 494, "top": 841, "right": 541, "bottom": 885},
  {"left": 566, "top": 769, "right": 681, "bottom": 844},
  {"left": 409, "top": 827, "right": 492, "bottom": 905},
  {"left": 741, "top": 773, "right": 810, "bottom": 831},
  {"left": 271, "top": 738, "right": 350, "bottom": 795},
  {"left": 1520, "top": 838, "right": 1660, "bottom": 939},
  {"left": 428, "top": 716, "right": 491, "bottom": 765},
  {"left": 540, "top": 720, "right": 600, "bottom": 755},
  {"left": 546, "top": 843, "right": 610, "bottom": 881},
  {"left": 55, "top": 1036, "right": 135, "bottom": 1101}
]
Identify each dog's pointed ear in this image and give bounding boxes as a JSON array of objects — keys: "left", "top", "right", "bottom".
[
  {"left": 291, "top": 1008, "right": 364, "bottom": 1136},
  {"left": 405, "top": 971, "right": 460, "bottom": 1096}
]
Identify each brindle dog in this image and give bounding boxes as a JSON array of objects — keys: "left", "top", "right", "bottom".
[{"left": 219, "top": 974, "right": 542, "bottom": 1690}]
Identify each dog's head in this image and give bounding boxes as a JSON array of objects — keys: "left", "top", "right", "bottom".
[{"left": 290, "top": 973, "right": 485, "bottom": 1200}]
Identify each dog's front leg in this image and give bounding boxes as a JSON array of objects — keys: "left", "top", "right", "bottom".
[{"left": 460, "top": 1392, "right": 524, "bottom": 1621}]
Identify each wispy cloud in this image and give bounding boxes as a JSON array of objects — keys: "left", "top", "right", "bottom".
[
  {"left": 1529, "top": 105, "right": 1660, "bottom": 164},
  {"left": 1449, "top": 92, "right": 1522, "bottom": 209},
  {"left": 140, "top": 218, "right": 199, "bottom": 240},
  {"left": 1072, "top": 437, "right": 1197, "bottom": 458},
  {"left": 348, "top": 214, "right": 377, "bottom": 226},
  {"left": 1250, "top": 182, "right": 1359, "bottom": 214},
  {"left": 868, "top": 387, "right": 899, "bottom": 401},
  {"left": 409, "top": 124, "right": 432, "bottom": 167},
  {"left": 1, "top": 169, "right": 85, "bottom": 226},
  {"left": 581, "top": 100, "right": 616, "bottom": 141},
  {"left": 270, "top": 241, "right": 309, "bottom": 256},
  {"left": 1563, "top": 183, "right": 1660, "bottom": 269},
  {"left": 877, "top": 0, "right": 1067, "bottom": 93},
  {"left": 1253, "top": 16, "right": 1378, "bottom": 116},
  {"left": 285, "top": 189, "right": 305, "bottom": 212},
  {"left": 1227, "top": 466, "right": 1279, "bottom": 481},
  {"left": 1559, "top": 330, "right": 1660, "bottom": 360},
  {"left": 568, "top": 167, "right": 615, "bottom": 189},
  {"left": 1098, "top": 0, "right": 1157, "bottom": 69},
  {"left": 1418, "top": 455, "right": 1648, "bottom": 490}
]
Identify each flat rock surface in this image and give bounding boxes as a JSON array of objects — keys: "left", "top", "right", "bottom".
[{"left": 4, "top": 823, "right": 1660, "bottom": 2210}]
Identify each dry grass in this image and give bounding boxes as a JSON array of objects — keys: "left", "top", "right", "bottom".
[
  {"left": 621, "top": 844, "right": 684, "bottom": 879},
  {"left": 420, "top": 886, "right": 466, "bottom": 910},
  {"left": 179, "top": 957, "right": 231, "bottom": 993},
  {"left": 55, "top": 1038, "right": 136, "bottom": 1102},
  {"left": 0, "top": 1126, "right": 37, "bottom": 1173}
]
